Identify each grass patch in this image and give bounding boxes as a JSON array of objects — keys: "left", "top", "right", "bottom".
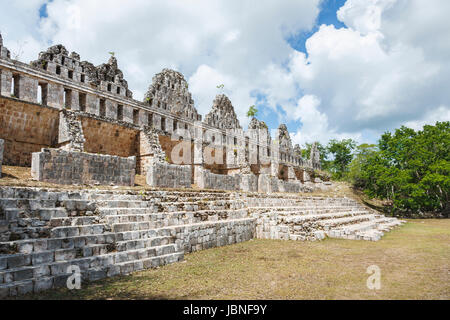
[{"left": 18, "top": 219, "right": 450, "bottom": 300}]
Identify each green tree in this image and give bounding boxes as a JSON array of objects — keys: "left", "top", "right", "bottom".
[
  {"left": 247, "top": 105, "right": 258, "bottom": 118},
  {"left": 359, "top": 122, "right": 449, "bottom": 217},
  {"left": 326, "top": 139, "right": 357, "bottom": 179},
  {"left": 348, "top": 143, "right": 378, "bottom": 188}
]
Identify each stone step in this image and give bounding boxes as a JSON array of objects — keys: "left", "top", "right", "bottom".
[
  {"left": 317, "top": 214, "right": 374, "bottom": 230},
  {"left": 0, "top": 233, "right": 116, "bottom": 255},
  {"left": 278, "top": 211, "right": 369, "bottom": 223},
  {"left": 250, "top": 207, "right": 365, "bottom": 215},
  {"left": 0, "top": 198, "right": 96, "bottom": 213},
  {"left": 0, "top": 242, "right": 179, "bottom": 285},
  {"left": 113, "top": 243, "right": 179, "bottom": 265},
  {"left": 115, "top": 236, "right": 174, "bottom": 252},
  {"left": 115, "top": 251, "right": 184, "bottom": 275},
  {"left": 50, "top": 224, "right": 108, "bottom": 238},
  {"left": 102, "top": 208, "right": 248, "bottom": 223},
  {"left": 327, "top": 218, "right": 395, "bottom": 239},
  {"left": 2, "top": 208, "right": 68, "bottom": 221},
  {"left": 0, "top": 248, "right": 185, "bottom": 298},
  {"left": 49, "top": 216, "right": 101, "bottom": 227},
  {"left": 0, "top": 243, "right": 115, "bottom": 271}
]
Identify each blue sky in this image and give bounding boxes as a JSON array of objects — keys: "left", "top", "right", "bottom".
[
  {"left": 258, "top": 0, "right": 348, "bottom": 140},
  {"left": 2, "top": 0, "right": 448, "bottom": 147}
]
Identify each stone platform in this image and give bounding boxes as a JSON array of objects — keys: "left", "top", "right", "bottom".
[{"left": 0, "top": 186, "right": 404, "bottom": 297}]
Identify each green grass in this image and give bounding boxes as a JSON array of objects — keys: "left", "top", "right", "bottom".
[{"left": 19, "top": 219, "right": 450, "bottom": 300}]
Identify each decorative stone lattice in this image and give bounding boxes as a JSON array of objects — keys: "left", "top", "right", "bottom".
[
  {"left": 141, "top": 126, "right": 167, "bottom": 163},
  {"left": 31, "top": 45, "right": 132, "bottom": 98},
  {"left": 0, "top": 34, "right": 10, "bottom": 58},
  {"left": 144, "top": 69, "right": 200, "bottom": 121},
  {"left": 204, "top": 94, "right": 241, "bottom": 129},
  {"left": 278, "top": 124, "right": 293, "bottom": 151},
  {"left": 58, "top": 110, "right": 85, "bottom": 152}
]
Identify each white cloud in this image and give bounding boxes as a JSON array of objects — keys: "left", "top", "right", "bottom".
[
  {"left": 1, "top": 0, "right": 449, "bottom": 146},
  {"left": 289, "top": 0, "right": 450, "bottom": 139},
  {"left": 291, "top": 95, "right": 361, "bottom": 146}
]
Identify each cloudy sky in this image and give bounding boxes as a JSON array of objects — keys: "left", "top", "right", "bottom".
[{"left": 1, "top": 0, "right": 449, "bottom": 146}]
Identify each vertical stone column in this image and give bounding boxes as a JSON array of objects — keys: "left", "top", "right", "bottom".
[
  {"left": 105, "top": 100, "right": 116, "bottom": 118},
  {"left": 18, "top": 75, "right": 38, "bottom": 103},
  {"left": 0, "top": 69, "right": 12, "bottom": 97},
  {"left": 47, "top": 83, "right": 64, "bottom": 109},
  {"left": 225, "top": 128, "right": 238, "bottom": 169},
  {"left": 270, "top": 138, "right": 280, "bottom": 178},
  {"left": 0, "top": 139, "right": 4, "bottom": 178},
  {"left": 193, "top": 121, "right": 204, "bottom": 185},
  {"left": 86, "top": 93, "right": 98, "bottom": 115},
  {"left": 123, "top": 105, "right": 133, "bottom": 123}
]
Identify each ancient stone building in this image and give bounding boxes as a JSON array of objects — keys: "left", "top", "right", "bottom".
[
  {"left": 204, "top": 94, "right": 241, "bottom": 129},
  {"left": 0, "top": 33, "right": 405, "bottom": 298},
  {"left": 0, "top": 33, "right": 323, "bottom": 190}
]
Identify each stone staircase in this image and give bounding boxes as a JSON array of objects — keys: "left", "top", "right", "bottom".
[
  {"left": 247, "top": 194, "right": 404, "bottom": 241},
  {"left": 0, "top": 187, "right": 254, "bottom": 297},
  {"left": 0, "top": 187, "right": 404, "bottom": 297}
]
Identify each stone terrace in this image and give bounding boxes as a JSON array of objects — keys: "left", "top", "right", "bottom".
[{"left": 0, "top": 186, "right": 404, "bottom": 297}]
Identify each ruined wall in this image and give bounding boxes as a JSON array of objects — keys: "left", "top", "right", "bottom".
[
  {"left": 31, "top": 148, "right": 136, "bottom": 186},
  {"left": 258, "top": 174, "right": 280, "bottom": 193},
  {"left": 175, "top": 219, "right": 255, "bottom": 253},
  {"left": 144, "top": 69, "right": 200, "bottom": 122},
  {"left": 278, "top": 180, "right": 303, "bottom": 193},
  {"left": 197, "top": 168, "right": 240, "bottom": 191},
  {"left": 0, "top": 33, "right": 320, "bottom": 185},
  {"left": 0, "top": 97, "right": 60, "bottom": 166},
  {"left": 146, "top": 160, "right": 191, "bottom": 189},
  {"left": 240, "top": 173, "right": 258, "bottom": 192},
  {"left": 81, "top": 117, "right": 139, "bottom": 158},
  {"left": 204, "top": 94, "right": 241, "bottom": 129}
]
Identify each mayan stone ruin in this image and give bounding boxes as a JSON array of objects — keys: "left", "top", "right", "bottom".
[{"left": 0, "top": 34, "right": 404, "bottom": 297}]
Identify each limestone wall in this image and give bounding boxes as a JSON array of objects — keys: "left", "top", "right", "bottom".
[
  {"left": 258, "top": 174, "right": 280, "bottom": 193},
  {"left": 0, "top": 139, "right": 3, "bottom": 177},
  {"left": 174, "top": 219, "right": 255, "bottom": 253},
  {"left": 240, "top": 173, "right": 258, "bottom": 192},
  {"left": 146, "top": 160, "right": 191, "bottom": 189},
  {"left": 278, "top": 180, "right": 303, "bottom": 193},
  {"left": 31, "top": 148, "right": 136, "bottom": 186},
  {"left": 197, "top": 168, "right": 240, "bottom": 191},
  {"left": 81, "top": 116, "right": 139, "bottom": 158},
  {"left": 0, "top": 97, "right": 60, "bottom": 166}
]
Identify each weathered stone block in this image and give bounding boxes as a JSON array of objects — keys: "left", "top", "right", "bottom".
[
  {"left": 31, "top": 148, "right": 136, "bottom": 186},
  {"left": 146, "top": 160, "right": 191, "bottom": 189}
]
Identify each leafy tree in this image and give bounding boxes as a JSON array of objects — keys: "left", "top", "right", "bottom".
[
  {"left": 359, "top": 122, "right": 449, "bottom": 217},
  {"left": 247, "top": 105, "right": 258, "bottom": 118},
  {"left": 326, "top": 139, "right": 357, "bottom": 179},
  {"left": 348, "top": 143, "right": 378, "bottom": 188}
]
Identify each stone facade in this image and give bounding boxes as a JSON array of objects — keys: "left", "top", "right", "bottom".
[
  {"left": 0, "top": 32, "right": 324, "bottom": 190},
  {"left": 144, "top": 69, "right": 200, "bottom": 125},
  {"left": 197, "top": 168, "right": 241, "bottom": 191},
  {"left": 240, "top": 173, "right": 258, "bottom": 192},
  {"left": 31, "top": 149, "right": 136, "bottom": 186},
  {"left": 146, "top": 159, "right": 191, "bottom": 189},
  {"left": 0, "top": 139, "right": 3, "bottom": 177},
  {"left": 204, "top": 94, "right": 241, "bottom": 129}
]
